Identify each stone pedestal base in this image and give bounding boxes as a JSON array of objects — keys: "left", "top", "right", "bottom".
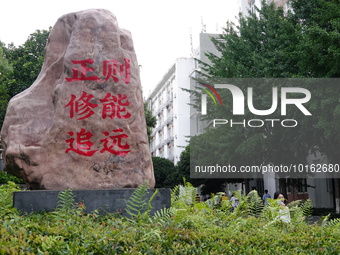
[{"left": 13, "top": 189, "right": 171, "bottom": 216}]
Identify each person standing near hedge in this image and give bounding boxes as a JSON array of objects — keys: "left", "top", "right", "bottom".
[
  {"left": 274, "top": 191, "right": 286, "bottom": 206},
  {"left": 262, "top": 189, "right": 271, "bottom": 205},
  {"left": 274, "top": 191, "right": 291, "bottom": 223}
]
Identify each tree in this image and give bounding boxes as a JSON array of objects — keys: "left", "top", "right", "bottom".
[
  {"left": 0, "top": 43, "right": 12, "bottom": 77},
  {"left": 174, "top": 145, "right": 237, "bottom": 194},
  {"left": 0, "top": 29, "right": 50, "bottom": 129},
  {"left": 193, "top": 2, "right": 307, "bottom": 171},
  {"left": 3, "top": 29, "right": 50, "bottom": 98},
  {"left": 191, "top": 0, "right": 340, "bottom": 203},
  {"left": 291, "top": 0, "right": 340, "bottom": 163},
  {"left": 144, "top": 102, "right": 157, "bottom": 142},
  {"left": 0, "top": 42, "right": 12, "bottom": 129},
  {"left": 152, "top": 156, "right": 176, "bottom": 188},
  {"left": 201, "top": 0, "right": 339, "bottom": 79},
  {"left": 200, "top": 3, "right": 302, "bottom": 79},
  {"left": 193, "top": 0, "right": 340, "bottom": 165},
  {"left": 292, "top": 0, "right": 340, "bottom": 78},
  {"left": 174, "top": 145, "right": 190, "bottom": 183}
]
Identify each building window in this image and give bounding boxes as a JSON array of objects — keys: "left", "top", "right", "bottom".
[
  {"left": 159, "top": 130, "right": 164, "bottom": 143},
  {"left": 168, "top": 142, "right": 174, "bottom": 161},
  {"left": 167, "top": 124, "right": 173, "bottom": 138},
  {"left": 158, "top": 113, "right": 163, "bottom": 124},
  {"left": 159, "top": 147, "right": 164, "bottom": 157},
  {"left": 287, "top": 178, "right": 307, "bottom": 193},
  {"left": 167, "top": 106, "right": 173, "bottom": 120},
  {"left": 158, "top": 94, "right": 163, "bottom": 106}
]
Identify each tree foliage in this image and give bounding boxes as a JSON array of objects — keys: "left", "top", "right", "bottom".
[
  {"left": 0, "top": 29, "right": 50, "bottom": 129},
  {"left": 144, "top": 102, "right": 157, "bottom": 142},
  {"left": 201, "top": 0, "right": 339, "bottom": 79},
  {"left": 0, "top": 43, "right": 12, "bottom": 129},
  {"left": 152, "top": 156, "right": 176, "bottom": 188},
  {"left": 175, "top": 145, "right": 191, "bottom": 183},
  {"left": 190, "top": 0, "right": 340, "bottom": 172},
  {"left": 291, "top": 0, "right": 340, "bottom": 78},
  {"left": 201, "top": 4, "right": 302, "bottom": 78},
  {"left": 0, "top": 43, "right": 12, "bottom": 77},
  {"left": 2, "top": 29, "right": 50, "bottom": 98}
]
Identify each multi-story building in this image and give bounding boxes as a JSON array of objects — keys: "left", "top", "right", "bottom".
[
  {"left": 146, "top": 33, "right": 220, "bottom": 164},
  {"left": 239, "top": 0, "right": 291, "bottom": 16},
  {"left": 147, "top": 58, "right": 194, "bottom": 164}
]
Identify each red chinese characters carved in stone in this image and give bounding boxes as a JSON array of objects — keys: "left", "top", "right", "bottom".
[
  {"left": 65, "top": 128, "right": 131, "bottom": 157},
  {"left": 65, "top": 59, "right": 100, "bottom": 82},
  {"left": 65, "top": 58, "right": 131, "bottom": 84},
  {"left": 100, "top": 128, "right": 131, "bottom": 156},
  {"left": 101, "top": 58, "right": 130, "bottom": 84},
  {"left": 65, "top": 91, "right": 98, "bottom": 120},
  {"left": 65, "top": 128, "right": 98, "bottom": 156},
  {"left": 100, "top": 93, "right": 131, "bottom": 119}
]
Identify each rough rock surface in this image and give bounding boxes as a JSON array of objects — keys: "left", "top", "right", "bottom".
[{"left": 1, "top": 9, "right": 155, "bottom": 190}]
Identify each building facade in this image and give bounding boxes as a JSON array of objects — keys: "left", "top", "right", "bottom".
[
  {"left": 147, "top": 33, "right": 220, "bottom": 164},
  {"left": 239, "top": 0, "right": 291, "bottom": 16},
  {"left": 147, "top": 58, "right": 194, "bottom": 164}
]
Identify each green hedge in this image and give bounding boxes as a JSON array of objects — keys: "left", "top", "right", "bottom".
[
  {"left": 0, "top": 171, "right": 24, "bottom": 184},
  {"left": 0, "top": 183, "right": 339, "bottom": 254}
]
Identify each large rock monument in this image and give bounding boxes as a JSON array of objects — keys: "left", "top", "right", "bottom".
[{"left": 1, "top": 9, "right": 155, "bottom": 190}]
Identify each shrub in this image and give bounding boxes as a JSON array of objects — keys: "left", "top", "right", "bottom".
[
  {"left": 0, "top": 182, "right": 20, "bottom": 219},
  {"left": 152, "top": 156, "right": 176, "bottom": 188},
  {"left": 0, "top": 182, "right": 339, "bottom": 254},
  {"left": 0, "top": 171, "right": 24, "bottom": 184}
]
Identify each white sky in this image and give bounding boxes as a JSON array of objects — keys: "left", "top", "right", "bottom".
[{"left": 0, "top": 0, "right": 239, "bottom": 97}]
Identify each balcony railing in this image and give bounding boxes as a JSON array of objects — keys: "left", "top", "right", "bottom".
[
  {"left": 164, "top": 115, "right": 173, "bottom": 125},
  {"left": 165, "top": 136, "right": 174, "bottom": 144}
]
